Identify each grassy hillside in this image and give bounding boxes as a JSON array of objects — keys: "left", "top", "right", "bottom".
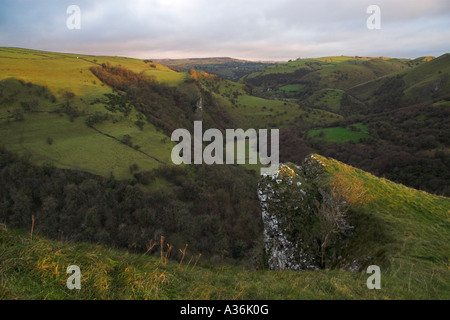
[
  {"left": 302, "top": 88, "right": 345, "bottom": 113},
  {"left": 252, "top": 52, "right": 449, "bottom": 197},
  {"left": 1, "top": 46, "right": 449, "bottom": 302},
  {"left": 1, "top": 154, "right": 449, "bottom": 300},
  {"left": 1, "top": 47, "right": 448, "bottom": 195},
  {"left": 239, "top": 55, "right": 416, "bottom": 119},
  {"left": 0, "top": 111, "right": 173, "bottom": 178},
  {"left": 0, "top": 47, "right": 186, "bottom": 95},
  {"left": 1, "top": 47, "right": 345, "bottom": 180},
  {"left": 317, "top": 154, "right": 450, "bottom": 270},
  {"left": 199, "top": 74, "right": 343, "bottom": 129},
  {"left": 348, "top": 53, "right": 450, "bottom": 112},
  {"left": 0, "top": 77, "right": 174, "bottom": 179},
  {"left": 0, "top": 48, "right": 194, "bottom": 179},
  {"left": 241, "top": 56, "right": 411, "bottom": 94},
  {"left": 303, "top": 58, "right": 410, "bottom": 91}
]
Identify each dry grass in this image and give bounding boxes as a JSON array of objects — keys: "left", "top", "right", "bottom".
[{"left": 328, "top": 166, "right": 375, "bottom": 207}]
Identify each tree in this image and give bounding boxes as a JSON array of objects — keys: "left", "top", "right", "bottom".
[
  {"left": 62, "top": 90, "right": 76, "bottom": 104},
  {"left": 121, "top": 134, "right": 133, "bottom": 147},
  {"left": 315, "top": 172, "right": 372, "bottom": 268},
  {"left": 189, "top": 69, "right": 199, "bottom": 81},
  {"left": 12, "top": 108, "right": 24, "bottom": 121},
  {"left": 316, "top": 186, "right": 351, "bottom": 268}
]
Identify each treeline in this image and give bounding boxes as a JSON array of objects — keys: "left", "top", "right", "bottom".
[
  {"left": 90, "top": 63, "right": 195, "bottom": 134},
  {"left": 310, "top": 139, "right": 449, "bottom": 196},
  {"left": 90, "top": 63, "right": 234, "bottom": 136},
  {"left": 0, "top": 148, "right": 264, "bottom": 267},
  {"left": 279, "top": 102, "right": 450, "bottom": 196},
  {"left": 188, "top": 61, "right": 276, "bottom": 82},
  {"left": 279, "top": 126, "right": 314, "bottom": 165}
]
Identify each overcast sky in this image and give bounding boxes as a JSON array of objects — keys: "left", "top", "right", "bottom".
[{"left": 1, "top": 0, "right": 449, "bottom": 61}]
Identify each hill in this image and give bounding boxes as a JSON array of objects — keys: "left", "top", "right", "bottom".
[
  {"left": 0, "top": 47, "right": 189, "bottom": 179},
  {"left": 0, "top": 47, "right": 449, "bottom": 301},
  {"left": 0, "top": 47, "right": 344, "bottom": 181},
  {"left": 0, "top": 47, "right": 186, "bottom": 96},
  {"left": 240, "top": 53, "right": 450, "bottom": 197},
  {"left": 348, "top": 53, "right": 450, "bottom": 113},
  {"left": 1, "top": 154, "right": 449, "bottom": 300},
  {"left": 198, "top": 73, "right": 342, "bottom": 130},
  {"left": 240, "top": 56, "right": 412, "bottom": 99},
  {"left": 153, "top": 57, "right": 276, "bottom": 81}
]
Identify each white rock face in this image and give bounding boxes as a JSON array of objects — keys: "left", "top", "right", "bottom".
[
  {"left": 257, "top": 156, "right": 327, "bottom": 271},
  {"left": 258, "top": 154, "right": 375, "bottom": 272},
  {"left": 258, "top": 177, "right": 301, "bottom": 270}
]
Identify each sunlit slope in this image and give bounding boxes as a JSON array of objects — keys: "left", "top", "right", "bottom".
[
  {"left": 315, "top": 154, "right": 450, "bottom": 272},
  {"left": 0, "top": 48, "right": 183, "bottom": 179},
  {"left": 0, "top": 47, "right": 186, "bottom": 97},
  {"left": 348, "top": 53, "right": 450, "bottom": 108},
  {"left": 241, "top": 56, "right": 411, "bottom": 91},
  {"left": 3, "top": 47, "right": 335, "bottom": 179}
]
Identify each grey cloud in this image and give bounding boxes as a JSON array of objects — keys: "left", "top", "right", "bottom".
[{"left": 0, "top": 0, "right": 449, "bottom": 60}]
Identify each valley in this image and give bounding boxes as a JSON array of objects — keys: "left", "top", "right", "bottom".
[{"left": 0, "top": 47, "right": 449, "bottom": 300}]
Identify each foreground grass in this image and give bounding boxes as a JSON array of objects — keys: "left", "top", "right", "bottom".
[
  {"left": 1, "top": 227, "right": 448, "bottom": 300},
  {"left": 1, "top": 155, "right": 449, "bottom": 300}
]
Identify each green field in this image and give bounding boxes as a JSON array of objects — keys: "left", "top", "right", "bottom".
[
  {"left": 229, "top": 94, "right": 342, "bottom": 129},
  {"left": 0, "top": 112, "right": 174, "bottom": 179},
  {"left": 278, "top": 84, "right": 305, "bottom": 93},
  {"left": 353, "top": 123, "right": 369, "bottom": 132},
  {"left": 303, "top": 88, "right": 345, "bottom": 113},
  {"left": 308, "top": 126, "right": 370, "bottom": 143}
]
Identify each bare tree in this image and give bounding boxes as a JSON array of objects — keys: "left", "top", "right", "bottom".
[{"left": 316, "top": 186, "right": 351, "bottom": 268}]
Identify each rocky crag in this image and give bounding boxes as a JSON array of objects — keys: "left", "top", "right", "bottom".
[{"left": 258, "top": 154, "right": 357, "bottom": 271}]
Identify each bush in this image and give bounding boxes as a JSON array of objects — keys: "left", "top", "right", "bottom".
[
  {"left": 85, "top": 112, "right": 109, "bottom": 126},
  {"left": 121, "top": 134, "right": 133, "bottom": 147},
  {"left": 12, "top": 108, "right": 24, "bottom": 121}
]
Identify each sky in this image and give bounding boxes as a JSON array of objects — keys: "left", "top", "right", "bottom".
[{"left": 0, "top": 0, "right": 449, "bottom": 61}]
